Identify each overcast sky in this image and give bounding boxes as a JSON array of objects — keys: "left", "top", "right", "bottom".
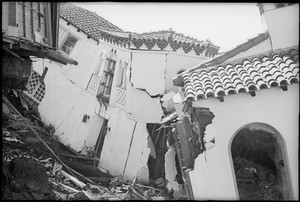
[{"left": 73, "top": 2, "right": 265, "bottom": 53}]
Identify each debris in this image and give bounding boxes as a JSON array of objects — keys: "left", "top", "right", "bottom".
[
  {"left": 3, "top": 94, "right": 166, "bottom": 200},
  {"left": 61, "top": 170, "right": 86, "bottom": 189},
  {"left": 4, "top": 137, "right": 24, "bottom": 144},
  {"left": 109, "top": 175, "right": 123, "bottom": 188},
  {"left": 52, "top": 161, "right": 63, "bottom": 175}
]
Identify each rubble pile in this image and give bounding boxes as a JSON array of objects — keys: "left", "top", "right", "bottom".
[{"left": 2, "top": 95, "right": 172, "bottom": 200}]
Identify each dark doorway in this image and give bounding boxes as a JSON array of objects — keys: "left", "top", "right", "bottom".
[
  {"left": 146, "top": 123, "right": 171, "bottom": 185},
  {"left": 94, "top": 119, "right": 108, "bottom": 159},
  {"left": 231, "top": 123, "right": 291, "bottom": 200}
]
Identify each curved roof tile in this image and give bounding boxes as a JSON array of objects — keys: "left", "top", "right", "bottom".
[
  {"left": 60, "top": 3, "right": 219, "bottom": 56},
  {"left": 182, "top": 49, "right": 299, "bottom": 101}
]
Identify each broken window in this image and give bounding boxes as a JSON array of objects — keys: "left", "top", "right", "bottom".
[
  {"left": 60, "top": 34, "right": 78, "bottom": 55},
  {"left": 97, "top": 49, "right": 117, "bottom": 104},
  {"left": 24, "top": 70, "right": 46, "bottom": 103},
  {"left": 231, "top": 124, "right": 292, "bottom": 200}
]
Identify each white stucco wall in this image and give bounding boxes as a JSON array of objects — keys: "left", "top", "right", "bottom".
[
  {"left": 130, "top": 52, "right": 166, "bottom": 96},
  {"left": 59, "top": 19, "right": 99, "bottom": 89},
  {"left": 125, "top": 85, "right": 164, "bottom": 123},
  {"left": 264, "top": 4, "right": 299, "bottom": 50},
  {"left": 35, "top": 62, "right": 104, "bottom": 151},
  {"left": 225, "top": 38, "right": 272, "bottom": 63},
  {"left": 189, "top": 84, "right": 299, "bottom": 200},
  {"left": 99, "top": 108, "right": 150, "bottom": 183}
]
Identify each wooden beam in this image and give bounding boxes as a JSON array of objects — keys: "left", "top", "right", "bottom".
[
  {"left": 249, "top": 91, "right": 256, "bottom": 97},
  {"left": 218, "top": 96, "right": 224, "bottom": 102},
  {"left": 280, "top": 85, "right": 288, "bottom": 91},
  {"left": 40, "top": 67, "right": 48, "bottom": 82}
]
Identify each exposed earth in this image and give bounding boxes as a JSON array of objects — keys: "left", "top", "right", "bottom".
[{"left": 2, "top": 92, "right": 171, "bottom": 200}]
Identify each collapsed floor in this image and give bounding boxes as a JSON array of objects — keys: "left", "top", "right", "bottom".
[{"left": 1, "top": 93, "right": 177, "bottom": 200}]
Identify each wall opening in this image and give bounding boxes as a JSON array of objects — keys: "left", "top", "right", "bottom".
[
  {"left": 146, "top": 123, "right": 171, "bottom": 187},
  {"left": 94, "top": 119, "right": 108, "bottom": 159},
  {"left": 230, "top": 123, "right": 292, "bottom": 200}
]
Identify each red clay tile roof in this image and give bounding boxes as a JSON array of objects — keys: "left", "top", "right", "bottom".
[
  {"left": 130, "top": 30, "right": 219, "bottom": 56},
  {"left": 60, "top": 3, "right": 123, "bottom": 41},
  {"left": 182, "top": 48, "right": 299, "bottom": 101},
  {"left": 60, "top": 3, "right": 219, "bottom": 56},
  {"left": 97, "top": 29, "right": 219, "bottom": 56},
  {"left": 173, "top": 32, "right": 270, "bottom": 85}
]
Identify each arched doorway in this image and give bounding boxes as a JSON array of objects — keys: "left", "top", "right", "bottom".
[{"left": 230, "top": 123, "right": 292, "bottom": 200}]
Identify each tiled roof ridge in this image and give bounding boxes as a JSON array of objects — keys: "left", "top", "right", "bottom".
[
  {"left": 60, "top": 3, "right": 219, "bottom": 56},
  {"left": 181, "top": 48, "right": 299, "bottom": 102},
  {"left": 194, "top": 46, "right": 299, "bottom": 75},
  {"left": 90, "top": 10, "right": 123, "bottom": 31},
  {"left": 139, "top": 29, "right": 204, "bottom": 43},
  {"left": 172, "top": 32, "right": 269, "bottom": 86},
  {"left": 187, "top": 32, "right": 269, "bottom": 74}
]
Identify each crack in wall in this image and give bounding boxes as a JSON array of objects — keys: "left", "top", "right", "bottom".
[
  {"left": 122, "top": 121, "right": 137, "bottom": 176},
  {"left": 136, "top": 87, "right": 163, "bottom": 98}
]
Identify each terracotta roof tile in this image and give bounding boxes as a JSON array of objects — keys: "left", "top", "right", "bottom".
[
  {"left": 60, "top": 3, "right": 219, "bottom": 56},
  {"left": 182, "top": 48, "right": 299, "bottom": 101},
  {"left": 60, "top": 3, "right": 123, "bottom": 41}
]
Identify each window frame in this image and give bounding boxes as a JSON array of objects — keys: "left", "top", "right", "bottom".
[{"left": 59, "top": 33, "right": 79, "bottom": 55}]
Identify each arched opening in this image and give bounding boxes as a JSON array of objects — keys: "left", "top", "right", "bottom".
[{"left": 230, "top": 123, "right": 292, "bottom": 200}]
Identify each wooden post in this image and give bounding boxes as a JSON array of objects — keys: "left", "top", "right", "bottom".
[
  {"left": 31, "top": 2, "right": 34, "bottom": 39},
  {"left": 173, "top": 128, "right": 194, "bottom": 200},
  {"left": 38, "top": 2, "right": 41, "bottom": 29},
  {"left": 23, "top": 2, "right": 26, "bottom": 37}
]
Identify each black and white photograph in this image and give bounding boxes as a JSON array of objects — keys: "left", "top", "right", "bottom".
[{"left": 2, "top": 2, "right": 299, "bottom": 200}]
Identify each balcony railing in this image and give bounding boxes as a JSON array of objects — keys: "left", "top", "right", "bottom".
[{"left": 86, "top": 74, "right": 101, "bottom": 95}]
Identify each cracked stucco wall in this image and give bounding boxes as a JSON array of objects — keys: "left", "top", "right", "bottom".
[
  {"left": 98, "top": 50, "right": 211, "bottom": 182},
  {"left": 98, "top": 108, "right": 150, "bottom": 183},
  {"left": 189, "top": 84, "right": 299, "bottom": 200},
  {"left": 34, "top": 61, "right": 104, "bottom": 152},
  {"left": 130, "top": 52, "right": 166, "bottom": 96}
]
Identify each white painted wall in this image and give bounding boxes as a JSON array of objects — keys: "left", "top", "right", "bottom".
[
  {"left": 34, "top": 61, "right": 105, "bottom": 151},
  {"left": 99, "top": 108, "right": 150, "bottom": 183},
  {"left": 125, "top": 85, "right": 163, "bottom": 123},
  {"left": 130, "top": 52, "right": 166, "bottom": 96},
  {"left": 165, "top": 146, "right": 182, "bottom": 198},
  {"left": 189, "top": 84, "right": 299, "bottom": 200},
  {"left": 263, "top": 4, "right": 299, "bottom": 50},
  {"left": 59, "top": 19, "right": 99, "bottom": 89},
  {"left": 225, "top": 38, "right": 272, "bottom": 63}
]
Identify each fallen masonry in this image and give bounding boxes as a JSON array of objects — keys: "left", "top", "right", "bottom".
[{"left": 2, "top": 93, "right": 175, "bottom": 200}]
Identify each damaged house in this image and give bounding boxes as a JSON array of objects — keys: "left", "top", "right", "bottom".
[
  {"left": 171, "top": 3, "right": 298, "bottom": 200},
  {"left": 23, "top": 2, "right": 220, "bottom": 197},
  {"left": 2, "top": 2, "right": 77, "bottom": 90}
]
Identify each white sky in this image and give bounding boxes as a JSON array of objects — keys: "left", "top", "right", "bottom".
[{"left": 73, "top": 2, "right": 265, "bottom": 53}]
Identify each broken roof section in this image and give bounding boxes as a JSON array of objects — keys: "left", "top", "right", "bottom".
[{"left": 60, "top": 3, "right": 219, "bottom": 56}]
